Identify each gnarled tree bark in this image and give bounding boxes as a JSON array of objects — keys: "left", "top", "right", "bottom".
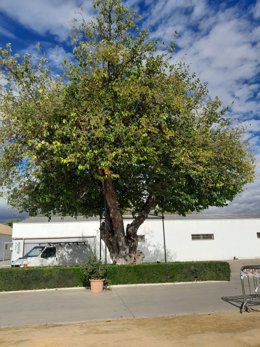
[{"left": 99, "top": 170, "right": 156, "bottom": 263}]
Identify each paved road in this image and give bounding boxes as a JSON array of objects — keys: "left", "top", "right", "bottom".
[{"left": 0, "top": 259, "right": 259, "bottom": 327}]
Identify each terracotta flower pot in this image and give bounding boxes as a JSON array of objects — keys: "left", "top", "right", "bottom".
[{"left": 90, "top": 279, "right": 104, "bottom": 294}]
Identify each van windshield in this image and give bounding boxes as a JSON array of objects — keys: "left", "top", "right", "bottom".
[{"left": 25, "top": 246, "right": 45, "bottom": 257}]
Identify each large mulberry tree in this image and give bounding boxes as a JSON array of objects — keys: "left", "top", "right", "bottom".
[{"left": 0, "top": 0, "right": 255, "bottom": 263}]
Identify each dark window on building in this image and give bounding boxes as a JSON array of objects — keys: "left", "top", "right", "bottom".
[
  {"left": 191, "top": 234, "right": 214, "bottom": 241},
  {"left": 257, "top": 233, "right": 260, "bottom": 239}
]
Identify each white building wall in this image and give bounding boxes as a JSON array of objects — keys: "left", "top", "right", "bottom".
[
  {"left": 139, "top": 218, "right": 260, "bottom": 262},
  {"left": 0, "top": 234, "right": 12, "bottom": 260},
  {"left": 12, "top": 218, "right": 260, "bottom": 262},
  {"left": 138, "top": 220, "right": 166, "bottom": 262}
]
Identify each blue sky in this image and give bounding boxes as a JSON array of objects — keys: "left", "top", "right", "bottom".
[{"left": 0, "top": 0, "right": 259, "bottom": 221}]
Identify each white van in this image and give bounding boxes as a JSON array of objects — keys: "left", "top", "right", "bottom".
[{"left": 11, "top": 242, "right": 93, "bottom": 267}]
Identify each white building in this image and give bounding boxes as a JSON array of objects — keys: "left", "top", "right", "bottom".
[
  {"left": 12, "top": 215, "right": 260, "bottom": 263},
  {"left": 0, "top": 224, "right": 12, "bottom": 261}
]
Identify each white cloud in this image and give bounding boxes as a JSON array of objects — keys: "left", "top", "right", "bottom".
[
  {"left": 206, "top": 154, "right": 260, "bottom": 215},
  {"left": 0, "top": 25, "right": 15, "bottom": 39},
  {"left": 46, "top": 46, "right": 73, "bottom": 67},
  {"left": 19, "top": 44, "right": 74, "bottom": 71},
  {"left": 253, "top": 0, "right": 260, "bottom": 19},
  {"left": 0, "top": 197, "right": 27, "bottom": 223},
  {"left": 241, "top": 119, "right": 260, "bottom": 133},
  {"left": 158, "top": 8, "right": 260, "bottom": 122},
  {"left": 0, "top": 74, "right": 8, "bottom": 86},
  {"left": 143, "top": 2, "right": 259, "bottom": 118},
  {"left": 0, "top": 0, "right": 93, "bottom": 41}
]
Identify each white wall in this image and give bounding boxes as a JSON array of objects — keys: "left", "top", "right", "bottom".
[
  {"left": 0, "top": 234, "right": 12, "bottom": 260},
  {"left": 139, "top": 218, "right": 260, "bottom": 262}
]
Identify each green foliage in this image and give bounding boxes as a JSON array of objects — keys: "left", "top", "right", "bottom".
[
  {"left": 81, "top": 255, "right": 107, "bottom": 285},
  {"left": 0, "top": 262, "right": 230, "bottom": 291},
  {"left": 106, "top": 261, "right": 230, "bottom": 284},
  {"left": 0, "top": 0, "right": 255, "bottom": 233},
  {"left": 4, "top": 219, "right": 23, "bottom": 227},
  {"left": 0, "top": 266, "right": 83, "bottom": 291}
]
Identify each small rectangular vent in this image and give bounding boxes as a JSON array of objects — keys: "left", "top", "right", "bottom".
[{"left": 191, "top": 234, "right": 214, "bottom": 241}]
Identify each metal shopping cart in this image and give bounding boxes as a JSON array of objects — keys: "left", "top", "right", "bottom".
[{"left": 240, "top": 265, "right": 260, "bottom": 313}]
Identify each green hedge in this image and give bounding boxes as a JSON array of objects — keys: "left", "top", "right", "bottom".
[
  {"left": 106, "top": 261, "right": 230, "bottom": 285},
  {"left": 0, "top": 267, "right": 83, "bottom": 292},
  {"left": 0, "top": 261, "right": 230, "bottom": 292}
]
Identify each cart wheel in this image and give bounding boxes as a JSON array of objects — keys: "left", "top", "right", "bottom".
[
  {"left": 240, "top": 303, "right": 244, "bottom": 314},
  {"left": 240, "top": 302, "right": 248, "bottom": 313}
]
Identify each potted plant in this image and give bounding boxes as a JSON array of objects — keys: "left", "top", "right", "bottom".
[{"left": 82, "top": 255, "right": 106, "bottom": 293}]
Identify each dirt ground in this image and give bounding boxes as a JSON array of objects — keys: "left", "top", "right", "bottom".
[{"left": 1, "top": 311, "right": 260, "bottom": 347}]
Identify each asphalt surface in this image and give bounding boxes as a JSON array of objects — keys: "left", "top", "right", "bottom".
[{"left": 0, "top": 259, "right": 259, "bottom": 327}]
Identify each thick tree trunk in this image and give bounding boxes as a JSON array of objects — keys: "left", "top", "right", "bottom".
[
  {"left": 101, "top": 175, "right": 129, "bottom": 262},
  {"left": 100, "top": 171, "right": 156, "bottom": 264}
]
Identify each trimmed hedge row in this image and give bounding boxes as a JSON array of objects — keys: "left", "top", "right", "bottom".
[
  {"left": 0, "top": 261, "right": 230, "bottom": 292},
  {"left": 0, "top": 266, "right": 83, "bottom": 292},
  {"left": 106, "top": 261, "right": 230, "bottom": 285}
]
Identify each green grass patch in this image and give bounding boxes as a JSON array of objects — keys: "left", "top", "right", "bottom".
[{"left": 0, "top": 261, "right": 230, "bottom": 292}]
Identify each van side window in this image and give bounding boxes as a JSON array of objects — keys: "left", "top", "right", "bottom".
[{"left": 41, "top": 247, "right": 56, "bottom": 258}]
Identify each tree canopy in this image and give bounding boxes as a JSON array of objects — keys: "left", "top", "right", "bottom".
[{"left": 0, "top": 0, "right": 255, "bottom": 263}]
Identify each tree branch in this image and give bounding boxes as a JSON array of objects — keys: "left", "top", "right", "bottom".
[{"left": 126, "top": 194, "right": 156, "bottom": 237}]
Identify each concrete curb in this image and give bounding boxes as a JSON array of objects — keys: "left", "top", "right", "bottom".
[{"left": 0, "top": 280, "right": 229, "bottom": 294}]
